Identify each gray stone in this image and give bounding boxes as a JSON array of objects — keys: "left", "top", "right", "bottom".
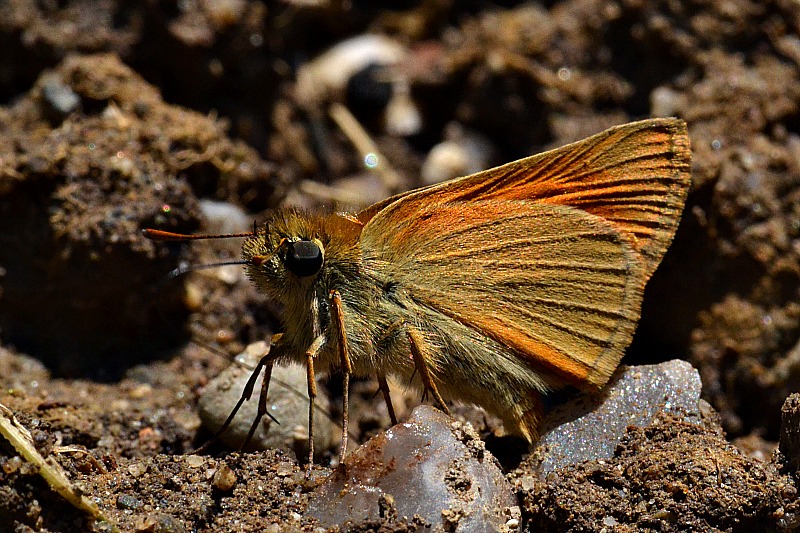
[
  {"left": 197, "top": 341, "right": 334, "bottom": 458},
  {"left": 531, "top": 359, "right": 704, "bottom": 478}
]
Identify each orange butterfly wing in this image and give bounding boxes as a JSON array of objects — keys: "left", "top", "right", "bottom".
[
  {"left": 358, "top": 118, "right": 691, "bottom": 390},
  {"left": 359, "top": 118, "right": 691, "bottom": 279}
]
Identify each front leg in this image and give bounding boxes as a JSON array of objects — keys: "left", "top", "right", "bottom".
[
  {"left": 301, "top": 290, "right": 352, "bottom": 466},
  {"left": 303, "top": 333, "right": 326, "bottom": 465},
  {"left": 329, "top": 290, "right": 352, "bottom": 465},
  {"left": 195, "top": 340, "right": 283, "bottom": 454}
]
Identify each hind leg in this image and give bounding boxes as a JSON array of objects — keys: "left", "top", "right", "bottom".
[{"left": 406, "top": 326, "right": 450, "bottom": 415}]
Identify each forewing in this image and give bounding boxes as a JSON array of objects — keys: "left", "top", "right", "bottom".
[
  {"left": 358, "top": 118, "right": 691, "bottom": 279},
  {"left": 361, "top": 200, "right": 646, "bottom": 390}
]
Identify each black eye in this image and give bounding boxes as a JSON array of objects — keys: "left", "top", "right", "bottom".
[{"left": 284, "top": 240, "right": 323, "bottom": 278}]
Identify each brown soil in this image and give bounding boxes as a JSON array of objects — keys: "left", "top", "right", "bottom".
[{"left": 1, "top": 1, "right": 800, "bottom": 531}]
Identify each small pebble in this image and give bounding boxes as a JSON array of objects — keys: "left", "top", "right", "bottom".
[
  {"left": 116, "top": 494, "right": 144, "bottom": 510},
  {"left": 41, "top": 76, "right": 80, "bottom": 118},
  {"left": 212, "top": 464, "right": 237, "bottom": 491},
  {"left": 197, "top": 341, "right": 334, "bottom": 457},
  {"left": 650, "top": 85, "right": 683, "bottom": 118},
  {"left": 184, "top": 455, "right": 205, "bottom": 468},
  {"left": 421, "top": 126, "right": 494, "bottom": 185},
  {"left": 296, "top": 34, "right": 421, "bottom": 135},
  {"left": 275, "top": 462, "right": 294, "bottom": 477},
  {"left": 1, "top": 456, "right": 22, "bottom": 474},
  {"left": 183, "top": 282, "right": 204, "bottom": 311},
  {"left": 384, "top": 84, "right": 422, "bottom": 136},
  {"left": 147, "top": 513, "right": 186, "bottom": 533},
  {"left": 421, "top": 141, "right": 469, "bottom": 184},
  {"left": 127, "top": 462, "right": 147, "bottom": 478}
]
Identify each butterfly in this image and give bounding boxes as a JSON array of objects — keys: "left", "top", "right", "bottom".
[{"left": 146, "top": 118, "right": 692, "bottom": 462}]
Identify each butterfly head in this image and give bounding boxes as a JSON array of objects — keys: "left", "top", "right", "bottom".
[
  {"left": 242, "top": 212, "right": 325, "bottom": 302},
  {"left": 241, "top": 208, "right": 364, "bottom": 308},
  {"left": 242, "top": 228, "right": 325, "bottom": 302}
]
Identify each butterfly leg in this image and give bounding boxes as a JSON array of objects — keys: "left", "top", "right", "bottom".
[
  {"left": 300, "top": 333, "right": 325, "bottom": 465},
  {"left": 376, "top": 373, "right": 398, "bottom": 425},
  {"left": 374, "top": 319, "right": 404, "bottom": 426},
  {"left": 330, "top": 290, "right": 352, "bottom": 464},
  {"left": 242, "top": 354, "right": 276, "bottom": 450},
  {"left": 195, "top": 345, "right": 281, "bottom": 454},
  {"left": 407, "top": 326, "right": 450, "bottom": 415}
]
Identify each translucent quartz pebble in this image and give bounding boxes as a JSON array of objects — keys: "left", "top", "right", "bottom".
[{"left": 306, "top": 405, "right": 516, "bottom": 531}]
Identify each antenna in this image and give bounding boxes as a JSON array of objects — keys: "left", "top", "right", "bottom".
[{"left": 142, "top": 228, "right": 256, "bottom": 242}]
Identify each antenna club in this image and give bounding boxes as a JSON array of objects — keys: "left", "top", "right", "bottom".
[{"left": 142, "top": 228, "right": 192, "bottom": 241}]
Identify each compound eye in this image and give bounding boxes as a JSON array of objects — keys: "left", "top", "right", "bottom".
[{"left": 284, "top": 240, "right": 323, "bottom": 277}]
